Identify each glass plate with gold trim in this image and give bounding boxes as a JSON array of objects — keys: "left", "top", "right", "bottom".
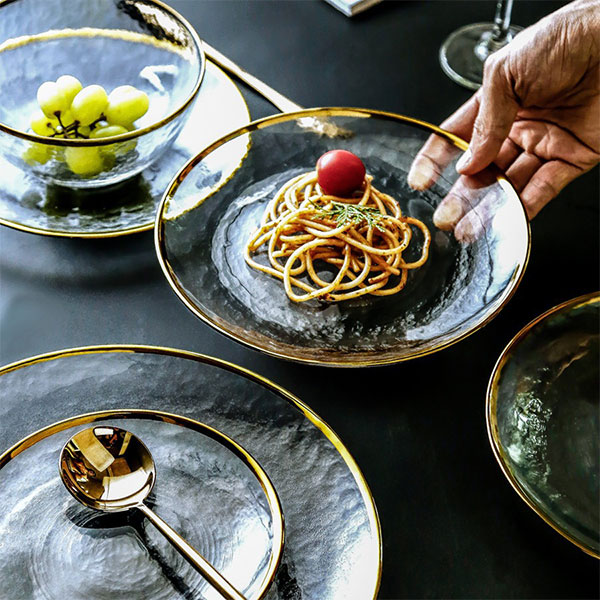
[
  {"left": 0, "top": 61, "right": 250, "bottom": 238},
  {"left": 1, "top": 410, "right": 284, "bottom": 600},
  {"left": 155, "top": 108, "right": 530, "bottom": 366},
  {"left": 0, "top": 345, "right": 382, "bottom": 599},
  {"left": 487, "top": 292, "right": 599, "bottom": 557}
]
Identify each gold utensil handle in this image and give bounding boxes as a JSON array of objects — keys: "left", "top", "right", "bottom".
[
  {"left": 202, "top": 41, "right": 303, "bottom": 113},
  {"left": 137, "top": 503, "right": 247, "bottom": 600}
]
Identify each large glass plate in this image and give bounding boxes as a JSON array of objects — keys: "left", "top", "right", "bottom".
[
  {"left": 487, "top": 292, "right": 599, "bottom": 557},
  {"left": 0, "top": 61, "right": 250, "bottom": 237},
  {"left": 155, "top": 108, "right": 530, "bottom": 366},
  {"left": 0, "top": 345, "right": 382, "bottom": 599}
]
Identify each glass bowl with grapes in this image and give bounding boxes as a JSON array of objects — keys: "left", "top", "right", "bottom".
[{"left": 0, "top": 0, "right": 204, "bottom": 189}]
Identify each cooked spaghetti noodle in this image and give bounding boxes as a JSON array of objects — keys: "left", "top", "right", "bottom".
[{"left": 244, "top": 170, "right": 431, "bottom": 302}]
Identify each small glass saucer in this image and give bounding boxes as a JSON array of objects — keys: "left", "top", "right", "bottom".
[
  {"left": 0, "top": 410, "right": 284, "bottom": 600},
  {"left": 0, "top": 345, "right": 382, "bottom": 599},
  {"left": 487, "top": 292, "right": 599, "bottom": 557},
  {"left": 0, "top": 61, "right": 250, "bottom": 238}
]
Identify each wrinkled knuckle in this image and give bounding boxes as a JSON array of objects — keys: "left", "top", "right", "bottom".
[
  {"left": 528, "top": 177, "right": 558, "bottom": 201},
  {"left": 482, "top": 56, "right": 497, "bottom": 79},
  {"left": 472, "top": 119, "right": 488, "bottom": 140},
  {"left": 483, "top": 53, "right": 513, "bottom": 95},
  {"left": 472, "top": 118, "right": 504, "bottom": 148},
  {"left": 483, "top": 54, "right": 503, "bottom": 81}
]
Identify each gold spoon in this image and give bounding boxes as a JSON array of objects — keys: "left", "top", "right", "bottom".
[
  {"left": 59, "top": 425, "right": 247, "bottom": 600},
  {"left": 202, "top": 41, "right": 351, "bottom": 138}
]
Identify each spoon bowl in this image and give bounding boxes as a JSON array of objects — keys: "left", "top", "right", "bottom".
[
  {"left": 59, "top": 425, "right": 248, "bottom": 600},
  {"left": 60, "top": 425, "right": 155, "bottom": 511}
]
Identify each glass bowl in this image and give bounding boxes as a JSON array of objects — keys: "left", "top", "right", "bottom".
[
  {"left": 0, "top": 62, "right": 249, "bottom": 237},
  {"left": 487, "top": 292, "right": 599, "bottom": 557},
  {"left": 155, "top": 108, "right": 530, "bottom": 366},
  {"left": 0, "top": 0, "right": 204, "bottom": 189}
]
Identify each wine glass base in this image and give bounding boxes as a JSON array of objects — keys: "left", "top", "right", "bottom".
[{"left": 440, "top": 22, "right": 523, "bottom": 90}]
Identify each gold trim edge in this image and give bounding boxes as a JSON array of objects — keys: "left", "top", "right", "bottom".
[
  {"left": 0, "top": 60, "right": 251, "bottom": 239},
  {"left": 0, "top": 343, "right": 383, "bottom": 598},
  {"left": 486, "top": 291, "right": 600, "bottom": 559},
  {"left": 154, "top": 107, "right": 531, "bottom": 367},
  {"left": 0, "top": 406, "right": 284, "bottom": 600},
  {"left": 0, "top": 0, "right": 206, "bottom": 147}
]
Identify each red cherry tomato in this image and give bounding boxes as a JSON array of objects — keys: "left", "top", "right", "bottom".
[{"left": 316, "top": 150, "right": 366, "bottom": 197}]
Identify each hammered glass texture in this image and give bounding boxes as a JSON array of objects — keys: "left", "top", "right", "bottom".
[
  {"left": 0, "top": 61, "right": 249, "bottom": 235},
  {"left": 493, "top": 296, "right": 600, "bottom": 555},
  {"left": 159, "top": 112, "right": 529, "bottom": 365},
  {"left": 1, "top": 418, "right": 275, "bottom": 600},
  {"left": 0, "top": 349, "right": 381, "bottom": 600},
  {"left": 0, "top": 0, "right": 203, "bottom": 188}
]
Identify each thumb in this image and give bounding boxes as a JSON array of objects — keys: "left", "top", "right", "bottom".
[{"left": 457, "top": 56, "right": 519, "bottom": 174}]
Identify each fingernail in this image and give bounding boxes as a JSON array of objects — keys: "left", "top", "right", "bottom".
[
  {"left": 433, "top": 196, "right": 463, "bottom": 230},
  {"left": 407, "top": 157, "right": 436, "bottom": 191},
  {"left": 456, "top": 148, "right": 471, "bottom": 172}
]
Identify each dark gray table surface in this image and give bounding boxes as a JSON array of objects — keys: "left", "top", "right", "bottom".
[{"left": 1, "top": 1, "right": 598, "bottom": 598}]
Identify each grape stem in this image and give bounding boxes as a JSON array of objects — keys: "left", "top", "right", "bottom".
[
  {"left": 54, "top": 112, "right": 65, "bottom": 131},
  {"left": 48, "top": 111, "right": 106, "bottom": 140}
]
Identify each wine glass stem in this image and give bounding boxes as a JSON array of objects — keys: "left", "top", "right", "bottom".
[
  {"left": 474, "top": 0, "right": 516, "bottom": 62},
  {"left": 492, "top": 0, "right": 514, "bottom": 43}
]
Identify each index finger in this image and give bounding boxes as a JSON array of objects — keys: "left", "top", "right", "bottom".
[{"left": 407, "top": 92, "right": 480, "bottom": 191}]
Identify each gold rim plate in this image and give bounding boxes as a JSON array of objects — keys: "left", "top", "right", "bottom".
[
  {"left": 0, "top": 344, "right": 382, "bottom": 598},
  {"left": 1, "top": 408, "right": 284, "bottom": 599},
  {"left": 155, "top": 108, "right": 530, "bottom": 367},
  {"left": 487, "top": 291, "right": 600, "bottom": 558}
]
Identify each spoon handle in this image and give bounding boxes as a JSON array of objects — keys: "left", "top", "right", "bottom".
[
  {"left": 202, "top": 41, "right": 303, "bottom": 113},
  {"left": 137, "top": 503, "right": 247, "bottom": 600}
]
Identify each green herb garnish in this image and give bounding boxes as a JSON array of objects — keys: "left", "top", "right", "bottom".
[{"left": 314, "top": 201, "right": 385, "bottom": 231}]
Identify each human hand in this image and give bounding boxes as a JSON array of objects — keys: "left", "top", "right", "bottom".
[{"left": 409, "top": 0, "right": 600, "bottom": 232}]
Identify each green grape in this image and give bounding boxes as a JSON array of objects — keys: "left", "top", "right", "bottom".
[
  {"left": 30, "top": 110, "right": 59, "bottom": 136},
  {"left": 55, "top": 75, "right": 82, "bottom": 105},
  {"left": 117, "top": 84, "right": 136, "bottom": 93},
  {"left": 101, "top": 148, "right": 116, "bottom": 170},
  {"left": 22, "top": 142, "right": 54, "bottom": 165},
  {"left": 90, "top": 119, "right": 108, "bottom": 130},
  {"left": 37, "top": 81, "right": 70, "bottom": 118},
  {"left": 89, "top": 124, "right": 128, "bottom": 139},
  {"left": 105, "top": 85, "right": 149, "bottom": 126},
  {"left": 77, "top": 125, "right": 92, "bottom": 138},
  {"left": 91, "top": 124, "right": 135, "bottom": 155},
  {"left": 71, "top": 85, "right": 108, "bottom": 126},
  {"left": 65, "top": 146, "right": 104, "bottom": 175}
]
